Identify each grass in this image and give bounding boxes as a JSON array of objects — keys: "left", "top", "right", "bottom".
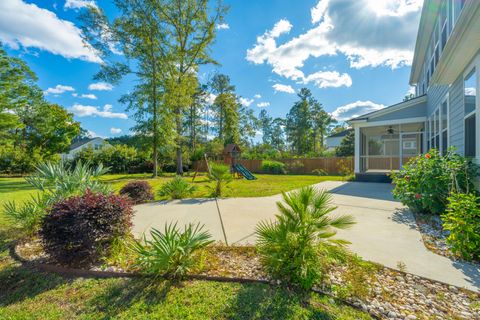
[{"left": 0, "top": 172, "right": 371, "bottom": 319}]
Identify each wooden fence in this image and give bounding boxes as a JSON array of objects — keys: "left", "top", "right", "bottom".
[{"left": 193, "top": 157, "right": 354, "bottom": 175}]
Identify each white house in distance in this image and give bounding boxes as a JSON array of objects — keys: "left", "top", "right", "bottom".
[
  {"left": 349, "top": 0, "right": 480, "bottom": 182},
  {"left": 61, "top": 137, "right": 109, "bottom": 161},
  {"left": 325, "top": 129, "right": 352, "bottom": 150}
]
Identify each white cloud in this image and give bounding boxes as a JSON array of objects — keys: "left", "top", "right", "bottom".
[
  {"left": 75, "top": 93, "right": 97, "bottom": 99},
  {"left": 216, "top": 23, "right": 230, "bottom": 30},
  {"left": 88, "top": 82, "right": 114, "bottom": 91},
  {"left": 254, "top": 94, "right": 262, "bottom": 99},
  {"left": 206, "top": 93, "right": 217, "bottom": 105},
  {"left": 257, "top": 102, "right": 270, "bottom": 108},
  {"left": 110, "top": 127, "right": 122, "bottom": 134},
  {"left": 273, "top": 83, "right": 295, "bottom": 94},
  {"left": 239, "top": 97, "right": 254, "bottom": 107},
  {"left": 44, "top": 84, "right": 75, "bottom": 95},
  {"left": 246, "top": 0, "right": 421, "bottom": 86},
  {"left": 0, "top": 0, "right": 101, "bottom": 63},
  {"left": 64, "top": 0, "right": 97, "bottom": 10},
  {"left": 70, "top": 103, "right": 128, "bottom": 119},
  {"left": 465, "top": 87, "right": 476, "bottom": 96},
  {"left": 331, "top": 100, "right": 385, "bottom": 121},
  {"left": 302, "top": 71, "right": 352, "bottom": 88}
]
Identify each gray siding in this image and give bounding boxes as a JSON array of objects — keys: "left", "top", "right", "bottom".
[
  {"left": 449, "top": 75, "right": 465, "bottom": 154},
  {"left": 426, "top": 85, "right": 449, "bottom": 116}
]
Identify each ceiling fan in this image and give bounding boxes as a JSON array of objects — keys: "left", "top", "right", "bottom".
[{"left": 386, "top": 126, "right": 396, "bottom": 135}]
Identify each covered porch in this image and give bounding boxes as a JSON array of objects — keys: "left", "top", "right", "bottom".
[{"left": 349, "top": 96, "right": 428, "bottom": 181}]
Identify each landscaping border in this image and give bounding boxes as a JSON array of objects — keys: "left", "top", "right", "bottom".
[{"left": 8, "top": 241, "right": 379, "bottom": 319}]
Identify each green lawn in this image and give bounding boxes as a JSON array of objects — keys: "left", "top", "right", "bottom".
[{"left": 0, "top": 173, "right": 371, "bottom": 319}]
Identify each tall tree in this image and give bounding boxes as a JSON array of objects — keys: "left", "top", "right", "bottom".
[
  {"left": 335, "top": 130, "right": 354, "bottom": 157},
  {"left": 270, "top": 118, "right": 286, "bottom": 151},
  {"left": 311, "top": 100, "right": 336, "bottom": 153},
  {"left": 238, "top": 103, "right": 259, "bottom": 146},
  {"left": 210, "top": 73, "right": 235, "bottom": 141},
  {"left": 258, "top": 109, "right": 273, "bottom": 145},
  {"left": 285, "top": 88, "right": 314, "bottom": 155},
  {"left": 81, "top": 0, "right": 226, "bottom": 176}
]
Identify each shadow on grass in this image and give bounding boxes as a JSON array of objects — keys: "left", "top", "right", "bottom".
[
  {"left": 223, "top": 284, "right": 335, "bottom": 320},
  {"left": 0, "top": 179, "right": 35, "bottom": 193},
  {"left": 84, "top": 277, "right": 173, "bottom": 318},
  {"left": 0, "top": 229, "right": 70, "bottom": 307}
]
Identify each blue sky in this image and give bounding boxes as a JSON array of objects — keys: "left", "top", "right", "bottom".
[{"left": 0, "top": 0, "right": 423, "bottom": 138}]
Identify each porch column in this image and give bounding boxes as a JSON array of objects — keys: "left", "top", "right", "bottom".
[{"left": 354, "top": 125, "right": 360, "bottom": 173}]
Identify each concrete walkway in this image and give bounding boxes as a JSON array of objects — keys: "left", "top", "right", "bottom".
[{"left": 132, "top": 181, "right": 480, "bottom": 292}]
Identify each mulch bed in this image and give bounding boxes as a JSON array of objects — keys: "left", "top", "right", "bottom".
[{"left": 12, "top": 241, "right": 480, "bottom": 320}]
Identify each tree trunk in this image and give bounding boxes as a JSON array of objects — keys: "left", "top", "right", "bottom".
[{"left": 175, "top": 108, "right": 184, "bottom": 175}]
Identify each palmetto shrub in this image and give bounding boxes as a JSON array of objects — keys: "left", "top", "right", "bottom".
[
  {"left": 442, "top": 193, "right": 480, "bottom": 261},
  {"left": 132, "top": 222, "right": 213, "bottom": 278},
  {"left": 207, "top": 163, "right": 232, "bottom": 197},
  {"left": 3, "top": 161, "right": 110, "bottom": 237},
  {"left": 255, "top": 186, "right": 355, "bottom": 289},
  {"left": 158, "top": 176, "right": 196, "bottom": 199},
  {"left": 391, "top": 148, "right": 477, "bottom": 214},
  {"left": 40, "top": 191, "right": 133, "bottom": 265},
  {"left": 120, "top": 180, "right": 154, "bottom": 204}
]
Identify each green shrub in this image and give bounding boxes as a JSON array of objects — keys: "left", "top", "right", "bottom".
[
  {"left": 255, "top": 186, "right": 355, "bottom": 289},
  {"left": 337, "top": 158, "right": 353, "bottom": 176},
  {"left": 442, "top": 193, "right": 480, "bottom": 261},
  {"left": 132, "top": 222, "right": 213, "bottom": 278},
  {"left": 2, "top": 161, "right": 110, "bottom": 237},
  {"left": 261, "top": 160, "right": 286, "bottom": 174},
  {"left": 207, "top": 163, "right": 232, "bottom": 197},
  {"left": 3, "top": 194, "right": 46, "bottom": 238},
  {"left": 311, "top": 168, "right": 328, "bottom": 176},
  {"left": 40, "top": 191, "right": 133, "bottom": 265},
  {"left": 120, "top": 180, "right": 154, "bottom": 204},
  {"left": 158, "top": 176, "right": 196, "bottom": 199},
  {"left": 285, "top": 160, "right": 305, "bottom": 174},
  {"left": 391, "top": 149, "right": 477, "bottom": 214}
]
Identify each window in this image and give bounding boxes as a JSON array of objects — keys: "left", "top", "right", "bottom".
[
  {"left": 464, "top": 69, "right": 477, "bottom": 157},
  {"left": 441, "top": 100, "right": 448, "bottom": 155}
]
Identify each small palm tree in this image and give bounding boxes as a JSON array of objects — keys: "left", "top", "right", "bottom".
[
  {"left": 207, "top": 163, "right": 232, "bottom": 197},
  {"left": 158, "top": 176, "right": 196, "bottom": 199},
  {"left": 255, "top": 186, "right": 355, "bottom": 289}
]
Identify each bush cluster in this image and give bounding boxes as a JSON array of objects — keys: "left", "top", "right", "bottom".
[
  {"left": 73, "top": 144, "right": 152, "bottom": 174},
  {"left": 119, "top": 180, "right": 154, "bottom": 204},
  {"left": 391, "top": 149, "right": 477, "bottom": 214},
  {"left": 40, "top": 191, "right": 133, "bottom": 265},
  {"left": 261, "top": 160, "right": 286, "bottom": 174},
  {"left": 443, "top": 193, "right": 480, "bottom": 261}
]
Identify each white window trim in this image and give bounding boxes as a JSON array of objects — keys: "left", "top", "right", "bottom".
[
  {"left": 441, "top": 94, "right": 449, "bottom": 154},
  {"left": 462, "top": 54, "right": 480, "bottom": 161}
]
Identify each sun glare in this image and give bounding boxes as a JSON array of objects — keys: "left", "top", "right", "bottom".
[{"left": 365, "top": 0, "right": 423, "bottom": 17}]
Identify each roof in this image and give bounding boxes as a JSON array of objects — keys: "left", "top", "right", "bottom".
[
  {"left": 409, "top": 0, "right": 441, "bottom": 85},
  {"left": 223, "top": 143, "right": 241, "bottom": 154},
  {"left": 348, "top": 95, "right": 427, "bottom": 122},
  {"left": 327, "top": 129, "right": 352, "bottom": 139},
  {"left": 69, "top": 137, "right": 102, "bottom": 151}
]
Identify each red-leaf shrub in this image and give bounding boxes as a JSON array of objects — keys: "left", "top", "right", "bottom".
[
  {"left": 40, "top": 190, "right": 133, "bottom": 265},
  {"left": 119, "top": 180, "right": 154, "bottom": 204}
]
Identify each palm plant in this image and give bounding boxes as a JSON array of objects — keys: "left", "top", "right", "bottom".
[
  {"left": 207, "top": 163, "right": 232, "bottom": 197},
  {"left": 132, "top": 222, "right": 213, "bottom": 278},
  {"left": 158, "top": 176, "right": 196, "bottom": 199},
  {"left": 255, "top": 186, "right": 355, "bottom": 289},
  {"left": 26, "top": 161, "right": 110, "bottom": 204},
  {"left": 3, "top": 161, "right": 110, "bottom": 237}
]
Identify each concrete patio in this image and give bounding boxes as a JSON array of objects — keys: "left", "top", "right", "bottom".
[{"left": 132, "top": 181, "right": 480, "bottom": 292}]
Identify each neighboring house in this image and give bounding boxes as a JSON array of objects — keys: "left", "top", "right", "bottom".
[
  {"left": 349, "top": 0, "right": 480, "bottom": 182},
  {"left": 61, "top": 137, "right": 109, "bottom": 160},
  {"left": 325, "top": 129, "right": 352, "bottom": 150}
]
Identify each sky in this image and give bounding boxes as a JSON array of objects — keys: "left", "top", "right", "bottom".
[{"left": 0, "top": 0, "right": 423, "bottom": 139}]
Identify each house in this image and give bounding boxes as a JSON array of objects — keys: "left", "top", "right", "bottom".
[
  {"left": 325, "top": 129, "right": 352, "bottom": 150},
  {"left": 61, "top": 137, "right": 109, "bottom": 161},
  {"left": 349, "top": 0, "right": 480, "bottom": 182}
]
